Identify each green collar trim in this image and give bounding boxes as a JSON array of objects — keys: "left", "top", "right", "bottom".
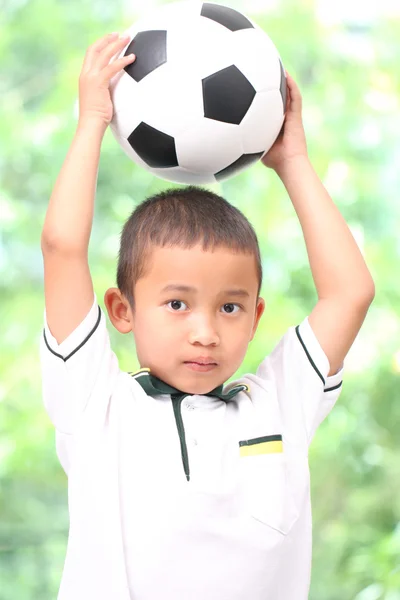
[{"left": 128, "top": 368, "right": 248, "bottom": 402}]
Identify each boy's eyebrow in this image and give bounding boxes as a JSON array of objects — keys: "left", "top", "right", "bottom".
[{"left": 160, "top": 284, "right": 250, "bottom": 298}]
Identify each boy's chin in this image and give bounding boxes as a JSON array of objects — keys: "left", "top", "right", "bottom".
[{"left": 176, "top": 367, "right": 225, "bottom": 395}]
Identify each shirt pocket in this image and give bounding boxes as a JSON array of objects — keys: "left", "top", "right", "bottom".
[{"left": 238, "top": 434, "right": 299, "bottom": 535}]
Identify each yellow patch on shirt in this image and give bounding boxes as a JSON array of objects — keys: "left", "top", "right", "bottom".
[{"left": 239, "top": 435, "right": 283, "bottom": 457}]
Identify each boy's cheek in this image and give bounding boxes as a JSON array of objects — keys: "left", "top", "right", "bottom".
[{"left": 146, "top": 312, "right": 178, "bottom": 343}]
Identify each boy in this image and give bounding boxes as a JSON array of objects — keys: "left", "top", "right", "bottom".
[{"left": 40, "top": 33, "right": 375, "bottom": 599}]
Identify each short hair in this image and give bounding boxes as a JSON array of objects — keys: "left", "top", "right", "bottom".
[{"left": 116, "top": 185, "right": 262, "bottom": 310}]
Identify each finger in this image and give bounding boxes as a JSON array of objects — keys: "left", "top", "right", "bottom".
[
  {"left": 286, "top": 73, "right": 302, "bottom": 112},
  {"left": 96, "top": 35, "right": 132, "bottom": 70},
  {"left": 103, "top": 53, "right": 136, "bottom": 81},
  {"left": 82, "top": 32, "right": 119, "bottom": 72},
  {"left": 90, "top": 32, "right": 120, "bottom": 53},
  {"left": 283, "top": 79, "right": 290, "bottom": 113},
  {"left": 276, "top": 120, "right": 285, "bottom": 140}
]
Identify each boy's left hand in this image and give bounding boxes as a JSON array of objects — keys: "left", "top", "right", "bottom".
[{"left": 261, "top": 72, "right": 308, "bottom": 173}]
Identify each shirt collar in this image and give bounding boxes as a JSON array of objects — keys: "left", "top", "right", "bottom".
[{"left": 129, "top": 368, "right": 248, "bottom": 402}]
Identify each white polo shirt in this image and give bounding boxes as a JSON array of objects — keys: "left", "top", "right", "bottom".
[{"left": 40, "top": 294, "right": 344, "bottom": 600}]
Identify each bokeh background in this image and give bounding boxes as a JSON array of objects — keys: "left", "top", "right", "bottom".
[{"left": 1, "top": 0, "right": 399, "bottom": 598}]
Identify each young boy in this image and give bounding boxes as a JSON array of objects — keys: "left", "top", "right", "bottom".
[{"left": 40, "top": 33, "right": 375, "bottom": 600}]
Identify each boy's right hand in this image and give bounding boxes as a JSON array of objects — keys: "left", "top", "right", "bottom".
[{"left": 78, "top": 32, "right": 136, "bottom": 132}]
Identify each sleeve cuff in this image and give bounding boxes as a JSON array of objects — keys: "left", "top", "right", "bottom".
[
  {"left": 297, "top": 316, "right": 344, "bottom": 390},
  {"left": 324, "top": 364, "right": 344, "bottom": 391},
  {"left": 43, "top": 294, "right": 99, "bottom": 359}
]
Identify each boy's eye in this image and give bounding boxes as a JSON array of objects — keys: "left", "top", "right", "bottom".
[
  {"left": 167, "top": 300, "right": 187, "bottom": 311},
  {"left": 222, "top": 303, "right": 240, "bottom": 314}
]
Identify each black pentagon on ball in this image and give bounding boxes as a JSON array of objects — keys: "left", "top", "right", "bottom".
[
  {"left": 128, "top": 122, "right": 178, "bottom": 168},
  {"left": 279, "top": 60, "right": 287, "bottom": 111},
  {"left": 215, "top": 152, "right": 264, "bottom": 181},
  {"left": 203, "top": 65, "right": 256, "bottom": 125},
  {"left": 124, "top": 30, "right": 167, "bottom": 83},
  {"left": 201, "top": 3, "right": 254, "bottom": 31}
]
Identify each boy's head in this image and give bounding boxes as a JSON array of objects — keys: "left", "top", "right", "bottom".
[{"left": 104, "top": 186, "right": 265, "bottom": 394}]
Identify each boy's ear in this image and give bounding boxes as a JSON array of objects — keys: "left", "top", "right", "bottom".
[
  {"left": 104, "top": 287, "right": 133, "bottom": 334},
  {"left": 250, "top": 297, "right": 265, "bottom": 341}
]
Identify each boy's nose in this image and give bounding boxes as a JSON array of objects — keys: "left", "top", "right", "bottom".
[{"left": 188, "top": 317, "right": 220, "bottom": 346}]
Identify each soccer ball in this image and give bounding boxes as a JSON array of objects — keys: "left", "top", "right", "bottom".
[{"left": 110, "top": 1, "right": 287, "bottom": 184}]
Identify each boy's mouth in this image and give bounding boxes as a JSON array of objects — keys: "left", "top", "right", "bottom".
[
  {"left": 184, "top": 357, "right": 218, "bottom": 372},
  {"left": 184, "top": 357, "right": 218, "bottom": 366}
]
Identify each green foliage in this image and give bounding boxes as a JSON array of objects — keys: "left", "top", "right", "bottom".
[{"left": 1, "top": 0, "right": 399, "bottom": 597}]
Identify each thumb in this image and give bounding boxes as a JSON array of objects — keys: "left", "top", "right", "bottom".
[{"left": 285, "top": 72, "right": 302, "bottom": 114}]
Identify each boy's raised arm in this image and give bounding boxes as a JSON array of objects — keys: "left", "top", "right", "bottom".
[
  {"left": 262, "top": 73, "right": 375, "bottom": 376},
  {"left": 41, "top": 33, "right": 135, "bottom": 344}
]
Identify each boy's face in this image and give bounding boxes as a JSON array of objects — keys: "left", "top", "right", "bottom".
[{"left": 107, "top": 244, "right": 265, "bottom": 395}]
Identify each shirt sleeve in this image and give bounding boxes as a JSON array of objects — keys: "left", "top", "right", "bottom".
[
  {"left": 256, "top": 316, "right": 344, "bottom": 447},
  {"left": 39, "top": 294, "right": 120, "bottom": 436}
]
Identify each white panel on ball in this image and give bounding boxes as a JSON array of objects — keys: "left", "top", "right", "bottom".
[
  {"left": 110, "top": 71, "right": 141, "bottom": 118},
  {"left": 167, "top": 15, "right": 234, "bottom": 79},
  {"left": 194, "top": 23, "right": 237, "bottom": 80},
  {"left": 136, "top": 63, "right": 204, "bottom": 137},
  {"left": 240, "top": 89, "right": 284, "bottom": 154},
  {"left": 111, "top": 105, "right": 143, "bottom": 141},
  {"left": 176, "top": 118, "right": 243, "bottom": 174},
  {"left": 149, "top": 166, "right": 217, "bottom": 185},
  {"left": 230, "top": 28, "right": 281, "bottom": 93}
]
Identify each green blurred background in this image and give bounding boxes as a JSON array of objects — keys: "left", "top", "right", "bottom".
[{"left": 1, "top": 0, "right": 399, "bottom": 598}]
